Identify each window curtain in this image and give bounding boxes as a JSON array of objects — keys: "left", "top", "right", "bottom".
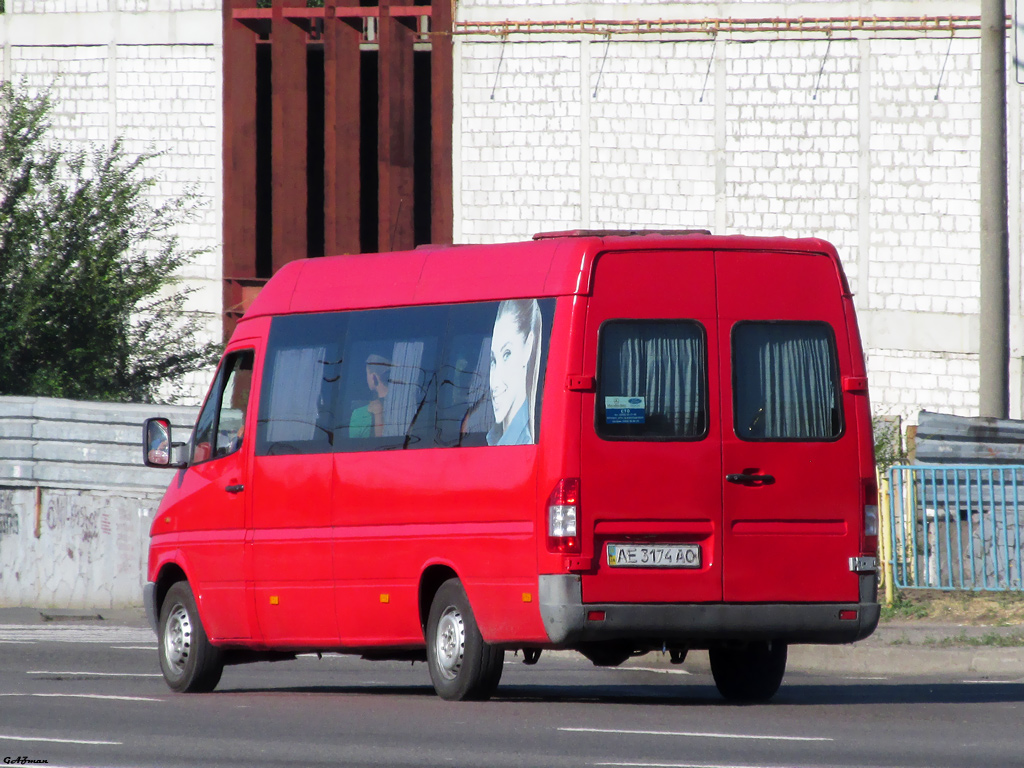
[
  {"left": 266, "top": 346, "right": 328, "bottom": 443},
  {"left": 610, "top": 326, "right": 705, "bottom": 437},
  {"left": 748, "top": 328, "right": 835, "bottom": 439},
  {"left": 382, "top": 341, "right": 426, "bottom": 437}
]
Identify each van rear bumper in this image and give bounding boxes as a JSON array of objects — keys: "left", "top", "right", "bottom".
[{"left": 538, "top": 574, "right": 880, "bottom": 647}]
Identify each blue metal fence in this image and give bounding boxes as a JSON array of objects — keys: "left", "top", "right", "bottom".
[{"left": 886, "top": 465, "right": 1024, "bottom": 591}]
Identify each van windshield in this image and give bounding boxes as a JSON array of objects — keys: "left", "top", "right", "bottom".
[{"left": 596, "top": 320, "right": 708, "bottom": 441}]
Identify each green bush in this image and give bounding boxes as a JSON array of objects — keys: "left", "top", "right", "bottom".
[
  {"left": 0, "top": 81, "right": 219, "bottom": 402},
  {"left": 873, "top": 415, "right": 908, "bottom": 472}
]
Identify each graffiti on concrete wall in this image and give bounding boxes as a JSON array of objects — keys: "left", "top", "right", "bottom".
[
  {"left": 0, "top": 489, "right": 22, "bottom": 589},
  {"left": 0, "top": 489, "right": 18, "bottom": 538},
  {"left": 0, "top": 488, "right": 160, "bottom": 609}
]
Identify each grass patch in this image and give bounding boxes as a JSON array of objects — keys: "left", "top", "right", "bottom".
[
  {"left": 923, "top": 633, "right": 1024, "bottom": 648},
  {"left": 881, "top": 590, "right": 930, "bottom": 621},
  {"left": 882, "top": 589, "right": 1024, "bottom": 626}
]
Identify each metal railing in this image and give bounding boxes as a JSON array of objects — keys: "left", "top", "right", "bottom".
[{"left": 884, "top": 465, "right": 1024, "bottom": 592}]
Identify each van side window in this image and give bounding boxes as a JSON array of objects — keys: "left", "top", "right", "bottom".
[
  {"left": 251, "top": 299, "right": 556, "bottom": 454},
  {"left": 256, "top": 313, "right": 345, "bottom": 456},
  {"left": 438, "top": 299, "right": 555, "bottom": 448},
  {"left": 437, "top": 303, "right": 498, "bottom": 447},
  {"left": 596, "top": 321, "right": 708, "bottom": 440},
  {"left": 335, "top": 306, "right": 443, "bottom": 451},
  {"left": 732, "top": 322, "right": 842, "bottom": 441},
  {"left": 192, "top": 350, "right": 255, "bottom": 464}
]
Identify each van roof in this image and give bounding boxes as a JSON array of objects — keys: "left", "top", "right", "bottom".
[{"left": 241, "top": 232, "right": 842, "bottom": 320}]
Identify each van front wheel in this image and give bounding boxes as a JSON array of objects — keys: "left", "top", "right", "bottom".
[
  {"left": 426, "top": 579, "right": 504, "bottom": 701},
  {"left": 158, "top": 581, "right": 224, "bottom": 693},
  {"left": 709, "top": 640, "right": 787, "bottom": 703}
]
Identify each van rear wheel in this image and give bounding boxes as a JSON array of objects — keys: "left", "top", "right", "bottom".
[
  {"left": 426, "top": 579, "right": 504, "bottom": 701},
  {"left": 158, "top": 581, "right": 224, "bottom": 693},
  {"left": 709, "top": 640, "right": 787, "bottom": 703}
]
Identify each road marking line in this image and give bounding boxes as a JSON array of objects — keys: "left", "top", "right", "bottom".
[
  {"left": 562, "top": 727, "right": 832, "bottom": 742},
  {"left": 0, "top": 625, "right": 153, "bottom": 644},
  {"left": 617, "top": 667, "right": 692, "bottom": 676},
  {"left": 0, "top": 693, "right": 162, "bottom": 702},
  {"left": 594, "top": 762, "right": 792, "bottom": 768},
  {"left": 112, "top": 646, "right": 158, "bottom": 651},
  {"left": 0, "top": 733, "right": 122, "bottom": 745},
  {"left": 27, "top": 670, "right": 162, "bottom": 678},
  {"left": 963, "top": 679, "right": 1015, "bottom": 684}
]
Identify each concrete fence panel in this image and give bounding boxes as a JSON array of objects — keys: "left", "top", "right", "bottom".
[{"left": 0, "top": 396, "right": 199, "bottom": 609}]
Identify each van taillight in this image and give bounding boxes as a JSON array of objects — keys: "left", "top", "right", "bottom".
[
  {"left": 862, "top": 478, "right": 879, "bottom": 553},
  {"left": 547, "top": 478, "right": 580, "bottom": 554}
]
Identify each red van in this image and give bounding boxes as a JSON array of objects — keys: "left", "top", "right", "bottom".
[{"left": 143, "top": 231, "right": 878, "bottom": 702}]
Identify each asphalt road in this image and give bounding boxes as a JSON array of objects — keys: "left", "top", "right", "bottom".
[{"left": 1, "top": 621, "right": 1023, "bottom": 768}]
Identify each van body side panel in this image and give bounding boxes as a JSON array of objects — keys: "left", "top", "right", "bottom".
[
  {"left": 579, "top": 250, "right": 724, "bottom": 604},
  {"left": 717, "top": 250, "right": 862, "bottom": 603},
  {"left": 331, "top": 448, "right": 543, "bottom": 646},
  {"left": 149, "top": 334, "right": 264, "bottom": 642},
  {"left": 842, "top": 291, "right": 879, "bottom": 518},
  {"left": 246, "top": 311, "right": 341, "bottom": 647},
  {"left": 535, "top": 296, "right": 586, "bottom": 579},
  {"left": 249, "top": 455, "right": 337, "bottom": 645},
  {"left": 160, "top": 441, "right": 248, "bottom": 642}
]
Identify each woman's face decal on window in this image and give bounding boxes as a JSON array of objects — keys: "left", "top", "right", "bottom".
[{"left": 489, "top": 310, "right": 532, "bottom": 428}]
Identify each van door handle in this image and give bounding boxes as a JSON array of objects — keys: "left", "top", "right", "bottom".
[
  {"left": 726, "top": 473, "right": 775, "bottom": 486},
  {"left": 225, "top": 484, "right": 245, "bottom": 494}
]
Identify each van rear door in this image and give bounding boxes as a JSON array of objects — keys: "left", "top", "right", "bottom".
[
  {"left": 717, "top": 248, "right": 862, "bottom": 603},
  {"left": 579, "top": 249, "right": 723, "bottom": 604}
]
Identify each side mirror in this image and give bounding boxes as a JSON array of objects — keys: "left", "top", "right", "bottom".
[{"left": 143, "top": 418, "right": 187, "bottom": 469}]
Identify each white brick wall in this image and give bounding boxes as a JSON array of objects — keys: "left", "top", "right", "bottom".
[
  {"left": 726, "top": 38, "right": 862, "bottom": 291},
  {"left": 454, "top": 17, "right": 1023, "bottom": 423},
  {"left": 868, "top": 37, "right": 981, "bottom": 317},
  {"left": 115, "top": 44, "right": 221, "bottom": 286},
  {"left": 4, "top": 2, "right": 1022, "bottom": 422},
  {"left": 868, "top": 350, "right": 980, "bottom": 420},
  {"left": 460, "top": 41, "right": 582, "bottom": 240},
  {"left": 12, "top": 0, "right": 217, "bottom": 11},
  {"left": 589, "top": 41, "right": 716, "bottom": 231},
  {"left": 12, "top": 46, "right": 111, "bottom": 143}
]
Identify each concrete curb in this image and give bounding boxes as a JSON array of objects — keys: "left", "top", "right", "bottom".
[
  {"left": 786, "top": 643, "right": 1024, "bottom": 677},
  {"left": 631, "top": 644, "right": 1024, "bottom": 679},
  {"left": 678, "top": 622, "right": 1024, "bottom": 678}
]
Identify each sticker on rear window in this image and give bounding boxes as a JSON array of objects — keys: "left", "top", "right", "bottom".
[{"left": 605, "top": 396, "right": 645, "bottom": 424}]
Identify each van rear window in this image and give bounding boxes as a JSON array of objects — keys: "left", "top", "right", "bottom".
[
  {"left": 732, "top": 322, "right": 842, "bottom": 441},
  {"left": 596, "top": 321, "right": 708, "bottom": 441}
]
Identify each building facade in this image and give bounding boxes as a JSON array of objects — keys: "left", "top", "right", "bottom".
[{"left": 2, "top": 0, "right": 1022, "bottom": 424}]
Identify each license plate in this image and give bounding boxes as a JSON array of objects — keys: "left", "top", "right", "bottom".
[{"left": 606, "top": 543, "right": 701, "bottom": 569}]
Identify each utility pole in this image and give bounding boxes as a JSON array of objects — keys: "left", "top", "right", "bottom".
[{"left": 979, "top": 0, "right": 1010, "bottom": 418}]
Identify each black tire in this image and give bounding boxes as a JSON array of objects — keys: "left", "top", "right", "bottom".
[
  {"left": 425, "top": 579, "right": 504, "bottom": 701},
  {"left": 158, "top": 581, "right": 224, "bottom": 693},
  {"left": 709, "top": 640, "right": 787, "bottom": 703}
]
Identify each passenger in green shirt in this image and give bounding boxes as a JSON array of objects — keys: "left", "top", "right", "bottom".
[{"left": 350, "top": 354, "right": 390, "bottom": 438}]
